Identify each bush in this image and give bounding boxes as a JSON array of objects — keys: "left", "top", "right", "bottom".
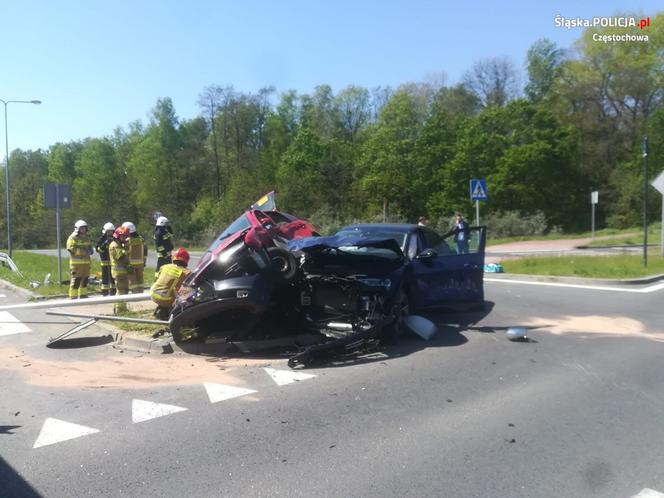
[{"left": 481, "top": 210, "right": 549, "bottom": 238}]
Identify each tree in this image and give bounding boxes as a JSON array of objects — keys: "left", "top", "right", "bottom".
[
  {"left": 525, "top": 38, "right": 565, "bottom": 102},
  {"left": 463, "top": 57, "right": 519, "bottom": 108},
  {"left": 436, "top": 100, "right": 585, "bottom": 230},
  {"left": 359, "top": 91, "right": 423, "bottom": 220}
]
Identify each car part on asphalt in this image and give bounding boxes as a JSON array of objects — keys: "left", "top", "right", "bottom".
[{"left": 506, "top": 327, "right": 528, "bottom": 341}]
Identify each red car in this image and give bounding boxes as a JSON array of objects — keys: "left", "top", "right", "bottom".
[{"left": 170, "top": 192, "right": 318, "bottom": 339}]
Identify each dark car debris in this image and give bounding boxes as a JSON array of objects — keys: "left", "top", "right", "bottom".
[{"left": 167, "top": 193, "right": 487, "bottom": 368}]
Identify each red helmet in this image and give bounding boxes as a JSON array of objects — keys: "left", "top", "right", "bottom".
[
  {"left": 172, "top": 247, "right": 190, "bottom": 265},
  {"left": 113, "top": 226, "right": 130, "bottom": 240}
]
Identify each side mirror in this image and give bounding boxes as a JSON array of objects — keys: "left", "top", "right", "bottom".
[{"left": 416, "top": 248, "right": 438, "bottom": 260}]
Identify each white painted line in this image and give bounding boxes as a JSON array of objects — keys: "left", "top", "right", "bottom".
[
  {"left": 485, "top": 278, "right": 664, "bottom": 294},
  {"left": 132, "top": 399, "right": 187, "bottom": 423},
  {"left": 264, "top": 367, "right": 316, "bottom": 386},
  {"left": 631, "top": 488, "right": 664, "bottom": 498},
  {"left": 33, "top": 418, "right": 99, "bottom": 448},
  {"left": 204, "top": 382, "right": 257, "bottom": 403},
  {"left": 0, "top": 294, "right": 6, "bottom": 298},
  {"left": 0, "top": 311, "right": 31, "bottom": 336}
]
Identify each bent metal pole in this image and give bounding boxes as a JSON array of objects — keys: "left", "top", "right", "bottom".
[{"left": 0, "top": 292, "right": 151, "bottom": 311}]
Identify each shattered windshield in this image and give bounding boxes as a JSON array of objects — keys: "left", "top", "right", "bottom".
[
  {"left": 207, "top": 214, "right": 251, "bottom": 252},
  {"left": 335, "top": 228, "right": 408, "bottom": 251}
]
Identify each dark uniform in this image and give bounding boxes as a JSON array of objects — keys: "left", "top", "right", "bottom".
[
  {"left": 95, "top": 228, "right": 116, "bottom": 296},
  {"left": 154, "top": 223, "right": 174, "bottom": 271}
]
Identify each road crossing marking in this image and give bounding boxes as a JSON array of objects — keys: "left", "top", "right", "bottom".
[
  {"left": 631, "top": 489, "right": 664, "bottom": 498},
  {"left": 264, "top": 367, "right": 316, "bottom": 386},
  {"left": 485, "top": 278, "right": 664, "bottom": 294},
  {"left": 132, "top": 399, "right": 187, "bottom": 423},
  {"left": 30, "top": 371, "right": 318, "bottom": 449},
  {"left": 204, "top": 382, "right": 257, "bottom": 403},
  {"left": 0, "top": 311, "right": 31, "bottom": 336},
  {"left": 33, "top": 418, "right": 99, "bottom": 448}
]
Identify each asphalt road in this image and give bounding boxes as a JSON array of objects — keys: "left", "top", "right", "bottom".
[{"left": 2, "top": 278, "right": 664, "bottom": 497}]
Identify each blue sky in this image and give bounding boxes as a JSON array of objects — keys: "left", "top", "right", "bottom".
[{"left": 1, "top": 0, "right": 660, "bottom": 159}]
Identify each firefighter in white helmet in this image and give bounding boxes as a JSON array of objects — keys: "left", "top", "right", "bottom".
[
  {"left": 66, "top": 219, "right": 93, "bottom": 299},
  {"left": 122, "top": 221, "right": 147, "bottom": 294},
  {"left": 95, "top": 222, "right": 116, "bottom": 296}
]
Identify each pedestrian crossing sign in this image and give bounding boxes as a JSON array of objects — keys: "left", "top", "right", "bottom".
[{"left": 470, "top": 179, "right": 488, "bottom": 201}]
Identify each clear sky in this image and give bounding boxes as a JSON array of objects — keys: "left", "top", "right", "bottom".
[{"left": 1, "top": 0, "right": 660, "bottom": 160}]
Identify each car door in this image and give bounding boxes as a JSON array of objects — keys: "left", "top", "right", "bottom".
[{"left": 409, "top": 226, "right": 486, "bottom": 307}]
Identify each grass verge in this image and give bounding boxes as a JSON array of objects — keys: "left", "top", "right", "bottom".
[
  {"left": 502, "top": 253, "right": 664, "bottom": 279},
  {"left": 0, "top": 251, "right": 156, "bottom": 297}
]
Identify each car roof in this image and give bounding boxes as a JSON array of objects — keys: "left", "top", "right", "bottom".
[{"left": 339, "top": 223, "right": 418, "bottom": 232}]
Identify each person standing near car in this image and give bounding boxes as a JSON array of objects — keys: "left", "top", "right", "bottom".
[
  {"left": 95, "top": 222, "right": 116, "bottom": 296},
  {"left": 122, "top": 221, "right": 147, "bottom": 294},
  {"left": 444, "top": 213, "right": 471, "bottom": 254},
  {"left": 150, "top": 247, "right": 191, "bottom": 321},
  {"left": 66, "top": 219, "right": 93, "bottom": 299},
  {"left": 154, "top": 216, "right": 174, "bottom": 271}
]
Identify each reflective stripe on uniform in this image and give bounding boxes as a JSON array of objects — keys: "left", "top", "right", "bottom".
[
  {"left": 128, "top": 236, "right": 145, "bottom": 265},
  {"left": 67, "top": 233, "right": 92, "bottom": 267},
  {"left": 109, "top": 241, "right": 130, "bottom": 276},
  {"left": 150, "top": 264, "right": 190, "bottom": 307}
]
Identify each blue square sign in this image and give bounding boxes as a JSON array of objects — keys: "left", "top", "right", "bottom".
[{"left": 470, "top": 179, "right": 488, "bottom": 201}]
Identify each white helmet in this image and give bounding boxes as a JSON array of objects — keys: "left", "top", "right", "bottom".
[
  {"left": 122, "top": 221, "right": 137, "bottom": 234},
  {"left": 156, "top": 216, "right": 169, "bottom": 227},
  {"left": 103, "top": 222, "right": 115, "bottom": 233},
  {"left": 74, "top": 220, "right": 88, "bottom": 234}
]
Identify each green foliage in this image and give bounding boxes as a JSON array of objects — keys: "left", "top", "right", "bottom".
[
  {"left": 2, "top": 17, "right": 663, "bottom": 250},
  {"left": 481, "top": 210, "right": 549, "bottom": 238}
]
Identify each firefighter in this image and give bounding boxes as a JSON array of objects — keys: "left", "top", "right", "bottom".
[
  {"left": 66, "top": 219, "right": 93, "bottom": 299},
  {"left": 150, "top": 247, "right": 191, "bottom": 321},
  {"left": 154, "top": 216, "right": 174, "bottom": 271},
  {"left": 122, "top": 221, "right": 147, "bottom": 294},
  {"left": 95, "top": 222, "right": 116, "bottom": 296},
  {"left": 109, "top": 226, "right": 131, "bottom": 314}
]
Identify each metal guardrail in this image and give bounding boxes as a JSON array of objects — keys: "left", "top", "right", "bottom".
[{"left": 0, "top": 251, "right": 23, "bottom": 277}]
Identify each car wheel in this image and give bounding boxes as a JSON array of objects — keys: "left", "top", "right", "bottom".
[
  {"left": 267, "top": 247, "right": 298, "bottom": 283},
  {"left": 385, "top": 288, "right": 410, "bottom": 338}
]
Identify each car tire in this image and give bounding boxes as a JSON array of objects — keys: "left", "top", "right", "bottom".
[
  {"left": 267, "top": 247, "right": 298, "bottom": 283},
  {"left": 384, "top": 287, "right": 410, "bottom": 338}
]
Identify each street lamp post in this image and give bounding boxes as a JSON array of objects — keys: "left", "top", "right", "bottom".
[
  {"left": 1, "top": 99, "right": 41, "bottom": 257},
  {"left": 643, "top": 136, "right": 649, "bottom": 268}
]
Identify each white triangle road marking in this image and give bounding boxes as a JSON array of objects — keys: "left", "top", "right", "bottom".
[
  {"left": 0, "top": 311, "right": 31, "bottom": 336},
  {"left": 204, "top": 382, "right": 257, "bottom": 403},
  {"left": 632, "top": 488, "right": 664, "bottom": 498},
  {"left": 132, "top": 399, "right": 187, "bottom": 423},
  {"left": 33, "top": 417, "right": 99, "bottom": 449},
  {"left": 263, "top": 367, "right": 316, "bottom": 386}
]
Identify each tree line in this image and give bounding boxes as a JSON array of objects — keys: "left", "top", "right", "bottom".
[{"left": 2, "top": 14, "right": 663, "bottom": 248}]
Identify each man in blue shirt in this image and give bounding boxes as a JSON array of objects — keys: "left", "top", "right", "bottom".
[{"left": 444, "top": 213, "right": 471, "bottom": 254}]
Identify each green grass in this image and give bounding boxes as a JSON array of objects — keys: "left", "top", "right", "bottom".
[
  {"left": 502, "top": 253, "right": 664, "bottom": 279},
  {"left": 0, "top": 251, "right": 156, "bottom": 297},
  {"left": 487, "top": 227, "right": 639, "bottom": 246},
  {"left": 110, "top": 309, "right": 164, "bottom": 335},
  {"left": 584, "top": 228, "right": 662, "bottom": 247}
]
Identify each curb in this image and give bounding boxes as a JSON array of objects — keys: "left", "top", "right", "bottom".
[
  {"left": 484, "top": 272, "right": 664, "bottom": 286},
  {"left": 0, "top": 279, "right": 40, "bottom": 299}
]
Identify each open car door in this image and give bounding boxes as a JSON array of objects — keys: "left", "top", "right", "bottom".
[{"left": 410, "top": 226, "right": 486, "bottom": 307}]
